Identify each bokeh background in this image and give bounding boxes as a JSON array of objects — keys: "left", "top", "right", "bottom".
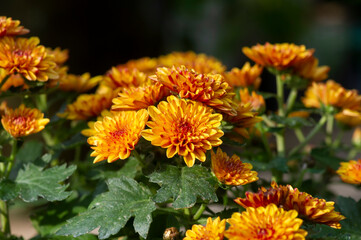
[{"left": 3, "top": 0, "right": 361, "bottom": 91}]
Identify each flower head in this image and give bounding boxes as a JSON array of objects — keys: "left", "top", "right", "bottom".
[
  {"left": 58, "top": 91, "right": 115, "bottom": 120},
  {"left": 239, "top": 88, "right": 265, "bottom": 112},
  {"left": 337, "top": 160, "right": 361, "bottom": 185},
  {"left": 184, "top": 217, "right": 226, "bottom": 240},
  {"left": 1, "top": 104, "right": 49, "bottom": 138},
  {"left": 142, "top": 95, "right": 224, "bottom": 167},
  {"left": 0, "top": 16, "right": 29, "bottom": 37},
  {"left": 302, "top": 80, "right": 361, "bottom": 110},
  {"left": 103, "top": 67, "right": 147, "bottom": 90},
  {"left": 225, "top": 204, "right": 307, "bottom": 240},
  {"left": 293, "top": 57, "right": 330, "bottom": 82},
  {"left": 243, "top": 42, "right": 314, "bottom": 71},
  {"left": 158, "top": 51, "right": 226, "bottom": 74},
  {"left": 235, "top": 182, "right": 346, "bottom": 229},
  {"left": 88, "top": 109, "right": 148, "bottom": 163},
  {"left": 116, "top": 57, "right": 158, "bottom": 75},
  {"left": 56, "top": 73, "right": 102, "bottom": 92},
  {"left": 46, "top": 47, "right": 69, "bottom": 66},
  {"left": 224, "top": 62, "right": 263, "bottom": 89},
  {"left": 223, "top": 102, "right": 262, "bottom": 138},
  {"left": 0, "top": 37, "right": 58, "bottom": 81},
  {"left": 111, "top": 82, "right": 170, "bottom": 111},
  {"left": 152, "top": 65, "right": 236, "bottom": 116},
  {"left": 0, "top": 68, "right": 27, "bottom": 92},
  {"left": 335, "top": 109, "right": 361, "bottom": 127},
  {"left": 81, "top": 110, "right": 114, "bottom": 137},
  {"left": 211, "top": 148, "right": 258, "bottom": 186}
]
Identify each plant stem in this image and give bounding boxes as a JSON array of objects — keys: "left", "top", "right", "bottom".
[
  {"left": 294, "top": 128, "right": 305, "bottom": 143},
  {"left": 0, "top": 200, "right": 10, "bottom": 235},
  {"left": 348, "top": 148, "right": 358, "bottom": 160},
  {"left": 257, "top": 122, "right": 272, "bottom": 158},
  {"left": 193, "top": 203, "right": 207, "bottom": 220},
  {"left": 289, "top": 115, "right": 327, "bottom": 156},
  {"left": 294, "top": 168, "right": 307, "bottom": 188},
  {"left": 325, "top": 114, "right": 334, "bottom": 146},
  {"left": 275, "top": 74, "right": 286, "bottom": 158},
  {"left": 5, "top": 139, "right": 17, "bottom": 178},
  {"left": 286, "top": 88, "right": 298, "bottom": 112},
  {"left": 132, "top": 149, "right": 145, "bottom": 167}
]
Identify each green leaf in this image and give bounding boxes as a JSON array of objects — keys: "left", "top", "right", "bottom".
[
  {"left": 56, "top": 177, "right": 156, "bottom": 239},
  {"left": 269, "top": 157, "right": 289, "bottom": 173},
  {"left": 0, "top": 163, "right": 76, "bottom": 202},
  {"left": 31, "top": 234, "right": 98, "bottom": 240},
  {"left": 94, "top": 157, "right": 140, "bottom": 180},
  {"left": 148, "top": 165, "right": 218, "bottom": 209},
  {"left": 311, "top": 147, "right": 344, "bottom": 170}
]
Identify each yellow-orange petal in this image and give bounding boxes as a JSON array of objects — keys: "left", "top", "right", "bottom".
[{"left": 336, "top": 160, "right": 361, "bottom": 185}]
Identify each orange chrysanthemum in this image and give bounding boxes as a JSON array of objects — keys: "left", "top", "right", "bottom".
[
  {"left": 352, "top": 127, "right": 361, "bottom": 147},
  {"left": 223, "top": 102, "right": 262, "bottom": 138},
  {"left": 242, "top": 42, "right": 314, "bottom": 71},
  {"left": 103, "top": 67, "right": 147, "bottom": 90},
  {"left": 184, "top": 217, "right": 226, "bottom": 240},
  {"left": 115, "top": 57, "right": 158, "bottom": 75},
  {"left": 293, "top": 57, "right": 330, "bottom": 82},
  {"left": 152, "top": 65, "right": 236, "bottom": 116},
  {"left": 56, "top": 73, "right": 102, "bottom": 92},
  {"left": 81, "top": 110, "right": 114, "bottom": 137},
  {"left": 87, "top": 109, "right": 148, "bottom": 163},
  {"left": 0, "top": 68, "right": 27, "bottom": 92},
  {"left": 158, "top": 51, "right": 226, "bottom": 74},
  {"left": 239, "top": 88, "right": 265, "bottom": 112},
  {"left": 0, "top": 37, "right": 58, "bottom": 81},
  {"left": 336, "top": 160, "right": 361, "bottom": 185},
  {"left": 142, "top": 95, "right": 224, "bottom": 167},
  {"left": 112, "top": 82, "right": 170, "bottom": 111},
  {"left": 335, "top": 109, "right": 361, "bottom": 127},
  {"left": 46, "top": 47, "right": 69, "bottom": 66},
  {"left": 224, "top": 62, "right": 263, "bottom": 89},
  {"left": 1, "top": 104, "right": 49, "bottom": 138},
  {"left": 58, "top": 92, "right": 115, "bottom": 120},
  {"left": 235, "top": 182, "right": 346, "bottom": 229},
  {"left": 303, "top": 80, "right": 361, "bottom": 110},
  {"left": 211, "top": 148, "right": 258, "bottom": 186},
  {"left": 0, "top": 16, "right": 29, "bottom": 37},
  {"left": 225, "top": 204, "right": 307, "bottom": 240}
]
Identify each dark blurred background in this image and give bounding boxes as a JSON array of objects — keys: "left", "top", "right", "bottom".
[{"left": 2, "top": 0, "right": 361, "bottom": 91}]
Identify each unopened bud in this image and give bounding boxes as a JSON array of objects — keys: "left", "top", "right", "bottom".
[{"left": 163, "top": 227, "right": 179, "bottom": 240}]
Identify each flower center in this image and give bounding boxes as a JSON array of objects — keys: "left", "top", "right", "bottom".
[
  {"left": 109, "top": 129, "right": 127, "bottom": 138},
  {"left": 178, "top": 121, "right": 192, "bottom": 133},
  {"left": 12, "top": 116, "right": 27, "bottom": 125}
]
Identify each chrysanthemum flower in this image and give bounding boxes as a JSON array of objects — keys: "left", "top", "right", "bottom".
[
  {"left": 1, "top": 104, "right": 49, "bottom": 138},
  {"left": 235, "top": 182, "right": 346, "bottom": 229},
  {"left": 115, "top": 57, "right": 158, "bottom": 75},
  {"left": 0, "top": 16, "right": 29, "bottom": 37},
  {"left": 225, "top": 204, "right": 307, "bottom": 240},
  {"left": 58, "top": 91, "right": 115, "bottom": 120},
  {"left": 0, "top": 37, "right": 58, "bottom": 81},
  {"left": 302, "top": 80, "right": 361, "bottom": 110},
  {"left": 158, "top": 51, "right": 226, "bottom": 74},
  {"left": 81, "top": 110, "right": 114, "bottom": 137},
  {"left": 224, "top": 62, "right": 263, "bottom": 89},
  {"left": 0, "top": 68, "right": 27, "bottom": 92},
  {"left": 112, "top": 82, "right": 170, "bottom": 111},
  {"left": 336, "top": 160, "right": 361, "bottom": 185},
  {"left": 243, "top": 42, "right": 314, "bottom": 71},
  {"left": 87, "top": 109, "right": 148, "bottom": 163},
  {"left": 152, "top": 65, "right": 236, "bottom": 116},
  {"left": 56, "top": 73, "right": 102, "bottom": 92},
  {"left": 184, "top": 217, "right": 226, "bottom": 240},
  {"left": 352, "top": 127, "right": 361, "bottom": 147},
  {"left": 293, "top": 57, "right": 330, "bottom": 82},
  {"left": 239, "top": 88, "right": 265, "bottom": 112},
  {"left": 46, "top": 47, "right": 69, "bottom": 66},
  {"left": 223, "top": 102, "right": 262, "bottom": 138},
  {"left": 103, "top": 67, "right": 147, "bottom": 90},
  {"left": 142, "top": 95, "right": 224, "bottom": 167},
  {"left": 335, "top": 109, "right": 361, "bottom": 127},
  {"left": 211, "top": 148, "right": 258, "bottom": 186}
]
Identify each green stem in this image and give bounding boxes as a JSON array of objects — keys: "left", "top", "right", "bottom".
[
  {"left": 325, "top": 114, "right": 334, "bottom": 146},
  {"left": 348, "top": 148, "right": 358, "bottom": 160},
  {"left": 289, "top": 115, "right": 327, "bottom": 156},
  {"left": 275, "top": 75, "right": 286, "bottom": 158},
  {"left": 36, "top": 94, "right": 47, "bottom": 113},
  {"left": 193, "top": 203, "right": 207, "bottom": 220},
  {"left": 294, "top": 168, "right": 307, "bottom": 188},
  {"left": 5, "top": 139, "right": 17, "bottom": 178},
  {"left": 294, "top": 128, "right": 305, "bottom": 143},
  {"left": 132, "top": 150, "right": 145, "bottom": 167},
  {"left": 0, "top": 200, "right": 10, "bottom": 235},
  {"left": 286, "top": 88, "right": 298, "bottom": 113},
  {"left": 257, "top": 122, "right": 272, "bottom": 158},
  {"left": 183, "top": 208, "right": 190, "bottom": 218}
]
